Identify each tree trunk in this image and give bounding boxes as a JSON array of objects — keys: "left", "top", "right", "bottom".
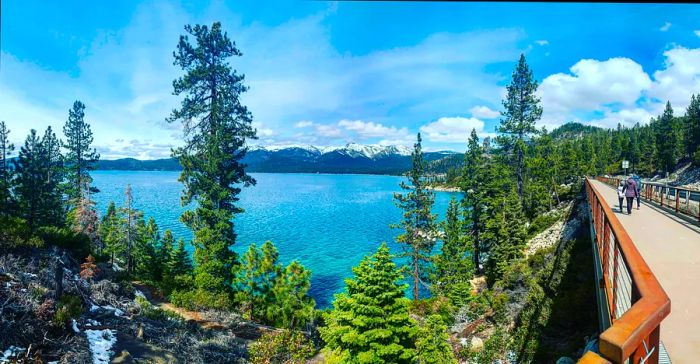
[{"left": 517, "top": 146, "right": 524, "bottom": 199}]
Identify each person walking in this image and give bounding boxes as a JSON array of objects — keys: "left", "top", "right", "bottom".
[
  {"left": 617, "top": 180, "right": 625, "bottom": 213},
  {"left": 622, "top": 176, "right": 638, "bottom": 214},
  {"left": 632, "top": 174, "right": 642, "bottom": 209}
]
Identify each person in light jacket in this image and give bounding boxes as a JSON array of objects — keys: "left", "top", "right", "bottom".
[
  {"left": 632, "top": 174, "right": 642, "bottom": 209},
  {"left": 617, "top": 181, "right": 625, "bottom": 213},
  {"left": 622, "top": 176, "right": 639, "bottom": 215}
]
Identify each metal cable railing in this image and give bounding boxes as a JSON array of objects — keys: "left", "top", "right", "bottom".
[{"left": 580, "top": 178, "right": 671, "bottom": 364}]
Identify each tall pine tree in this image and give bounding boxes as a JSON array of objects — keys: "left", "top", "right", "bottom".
[
  {"left": 0, "top": 122, "right": 15, "bottom": 216},
  {"left": 461, "top": 129, "right": 486, "bottom": 273},
  {"left": 497, "top": 54, "right": 542, "bottom": 199},
  {"left": 62, "top": 100, "right": 99, "bottom": 204},
  {"left": 433, "top": 198, "right": 473, "bottom": 306},
  {"left": 393, "top": 133, "right": 438, "bottom": 302},
  {"left": 167, "top": 22, "right": 257, "bottom": 307}
]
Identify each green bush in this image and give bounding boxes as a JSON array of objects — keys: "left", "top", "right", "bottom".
[
  {"left": 248, "top": 330, "right": 316, "bottom": 364},
  {"left": 53, "top": 295, "right": 83, "bottom": 329},
  {"left": 135, "top": 296, "right": 181, "bottom": 322},
  {"left": 527, "top": 212, "right": 561, "bottom": 239},
  {"left": 170, "top": 288, "right": 231, "bottom": 311},
  {"left": 37, "top": 226, "right": 91, "bottom": 259},
  {"left": 0, "top": 216, "right": 43, "bottom": 249}
]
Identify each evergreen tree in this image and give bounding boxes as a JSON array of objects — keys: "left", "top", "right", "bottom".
[
  {"left": 167, "top": 22, "right": 257, "bottom": 306},
  {"left": 484, "top": 188, "right": 527, "bottom": 286},
  {"left": 0, "top": 121, "right": 14, "bottom": 216},
  {"left": 393, "top": 133, "right": 438, "bottom": 302},
  {"left": 415, "top": 315, "right": 457, "bottom": 364},
  {"left": 135, "top": 217, "right": 161, "bottom": 283},
  {"left": 267, "top": 261, "right": 315, "bottom": 329},
  {"left": 497, "top": 54, "right": 542, "bottom": 199},
  {"left": 234, "top": 241, "right": 279, "bottom": 320},
  {"left": 159, "top": 229, "right": 176, "bottom": 274},
  {"left": 655, "top": 102, "right": 679, "bottom": 174},
  {"left": 321, "top": 243, "right": 416, "bottom": 363},
  {"left": 62, "top": 100, "right": 99, "bottom": 204},
  {"left": 433, "top": 198, "right": 473, "bottom": 306},
  {"left": 119, "top": 184, "right": 142, "bottom": 273},
  {"left": 169, "top": 237, "right": 193, "bottom": 277},
  {"left": 461, "top": 129, "right": 486, "bottom": 273},
  {"left": 685, "top": 95, "right": 700, "bottom": 161},
  {"left": 14, "top": 130, "right": 44, "bottom": 232},
  {"left": 39, "top": 126, "right": 64, "bottom": 227},
  {"left": 100, "top": 201, "right": 124, "bottom": 266}
]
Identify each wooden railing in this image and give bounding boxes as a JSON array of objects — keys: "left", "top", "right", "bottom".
[
  {"left": 580, "top": 178, "right": 671, "bottom": 363},
  {"left": 598, "top": 176, "right": 700, "bottom": 222}
]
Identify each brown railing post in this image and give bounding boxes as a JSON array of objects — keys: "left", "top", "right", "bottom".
[
  {"left": 611, "top": 245, "right": 619, "bottom": 320},
  {"left": 675, "top": 188, "right": 680, "bottom": 213},
  {"left": 660, "top": 187, "right": 664, "bottom": 207}
]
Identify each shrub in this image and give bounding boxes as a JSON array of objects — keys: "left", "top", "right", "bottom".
[
  {"left": 135, "top": 295, "right": 181, "bottom": 322},
  {"left": 170, "top": 289, "right": 231, "bottom": 311},
  {"left": 0, "top": 216, "right": 43, "bottom": 249},
  {"left": 248, "top": 330, "right": 316, "bottom": 364},
  {"left": 53, "top": 295, "right": 83, "bottom": 329},
  {"left": 527, "top": 212, "right": 561, "bottom": 239},
  {"left": 37, "top": 226, "right": 91, "bottom": 259},
  {"left": 410, "top": 296, "right": 455, "bottom": 325}
]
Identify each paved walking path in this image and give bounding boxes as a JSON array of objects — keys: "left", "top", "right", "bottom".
[{"left": 590, "top": 179, "right": 700, "bottom": 363}]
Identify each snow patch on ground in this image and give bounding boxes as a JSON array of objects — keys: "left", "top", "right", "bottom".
[
  {"left": 134, "top": 289, "right": 146, "bottom": 299},
  {"left": 85, "top": 329, "right": 117, "bottom": 364},
  {"left": 72, "top": 319, "right": 80, "bottom": 333},
  {"left": 1, "top": 346, "right": 25, "bottom": 363}
]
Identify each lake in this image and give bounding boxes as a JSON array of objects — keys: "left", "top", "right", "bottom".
[{"left": 91, "top": 171, "right": 460, "bottom": 308}]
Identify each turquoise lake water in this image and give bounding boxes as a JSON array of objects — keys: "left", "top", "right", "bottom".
[{"left": 91, "top": 171, "right": 460, "bottom": 308}]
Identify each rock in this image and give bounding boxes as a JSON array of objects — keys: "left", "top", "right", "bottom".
[
  {"left": 556, "top": 357, "right": 576, "bottom": 364},
  {"left": 112, "top": 350, "right": 132, "bottom": 363},
  {"left": 470, "top": 337, "right": 484, "bottom": 352}
]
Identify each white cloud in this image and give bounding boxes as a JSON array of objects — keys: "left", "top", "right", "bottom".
[
  {"left": 338, "top": 120, "right": 410, "bottom": 139},
  {"left": 315, "top": 124, "right": 343, "bottom": 138},
  {"left": 294, "top": 120, "right": 314, "bottom": 128},
  {"left": 535, "top": 40, "right": 549, "bottom": 46},
  {"left": 469, "top": 105, "right": 500, "bottom": 119},
  {"left": 253, "top": 122, "right": 276, "bottom": 138},
  {"left": 419, "top": 117, "right": 489, "bottom": 143},
  {"left": 649, "top": 46, "right": 700, "bottom": 110},
  {"left": 660, "top": 22, "right": 672, "bottom": 32},
  {"left": 539, "top": 57, "right": 652, "bottom": 115}
]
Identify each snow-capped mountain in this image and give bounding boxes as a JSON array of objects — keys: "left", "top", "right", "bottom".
[
  {"left": 248, "top": 143, "right": 413, "bottom": 159},
  {"left": 96, "top": 143, "right": 458, "bottom": 175},
  {"left": 243, "top": 143, "right": 456, "bottom": 174}
]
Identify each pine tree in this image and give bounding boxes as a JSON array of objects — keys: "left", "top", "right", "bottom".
[
  {"left": 119, "top": 185, "right": 142, "bottom": 274},
  {"left": 684, "top": 95, "right": 700, "bottom": 161},
  {"left": 267, "top": 261, "right": 315, "bottom": 329},
  {"left": 433, "top": 198, "right": 473, "bottom": 306},
  {"left": 320, "top": 243, "right": 416, "bottom": 363},
  {"left": 14, "top": 130, "right": 43, "bottom": 232},
  {"left": 135, "top": 217, "right": 161, "bottom": 283},
  {"left": 393, "top": 133, "right": 438, "bottom": 302},
  {"left": 234, "top": 241, "right": 280, "bottom": 320},
  {"left": 461, "top": 129, "right": 486, "bottom": 273},
  {"left": 100, "top": 201, "right": 124, "bottom": 266},
  {"left": 655, "top": 102, "right": 679, "bottom": 174},
  {"left": 0, "top": 121, "right": 15, "bottom": 216},
  {"left": 167, "top": 22, "right": 257, "bottom": 306},
  {"left": 415, "top": 315, "right": 457, "bottom": 364},
  {"left": 484, "top": 188, "right": 527, "bottom": 286},
  {"left": 62, "top": 100, "right": 99, "bottom": 204},
  {"left": 169, "top": 237, "right": 193, "bottom": 277},
  {"left": 497, "top": 54, "right": 542, "bottom": 199},
  {"left": 39, "top": 126, "right": 64, "bottom": 227}
]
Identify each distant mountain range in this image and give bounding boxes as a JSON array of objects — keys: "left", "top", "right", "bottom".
[{"left": 95, "top": 143, "right": 459, "bottom": 175}]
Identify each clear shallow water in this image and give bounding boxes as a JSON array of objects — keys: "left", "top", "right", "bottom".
[{"left": 91, "top": 171, "right": 460, "bottom": 308}]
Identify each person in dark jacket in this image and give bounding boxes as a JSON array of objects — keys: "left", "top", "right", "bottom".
[
  {"left": 622, "top": 176, "right": 639, "bottom": 214},
  {"left": 632, "top": 174, "right": 642, "bottom": 209}
]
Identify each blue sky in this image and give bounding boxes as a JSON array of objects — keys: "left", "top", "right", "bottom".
[{"left": 2, "top": 1, "right": 700, "bottom": 159}]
